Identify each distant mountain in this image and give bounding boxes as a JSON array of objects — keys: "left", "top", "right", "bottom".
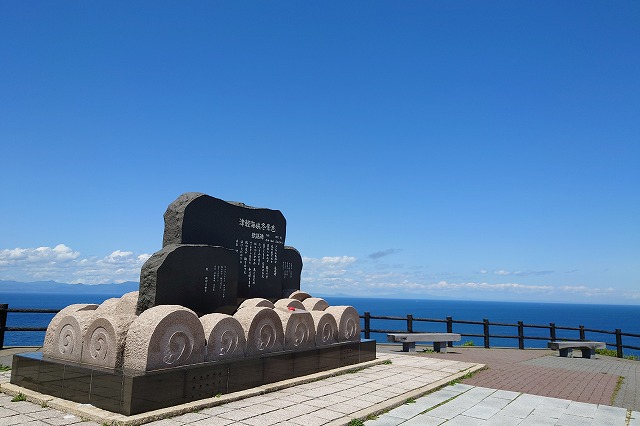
[{"left": 0, "top": 280, "right": 139, "bottom": 295}]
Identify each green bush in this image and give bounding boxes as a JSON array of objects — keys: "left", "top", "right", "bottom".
[{"left": 462, "top": 340, "right": 475, "bottom": 347}]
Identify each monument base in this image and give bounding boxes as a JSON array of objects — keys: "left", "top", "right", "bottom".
[{"left": 11, "top": 340, "right": 376, "bottom": 416}]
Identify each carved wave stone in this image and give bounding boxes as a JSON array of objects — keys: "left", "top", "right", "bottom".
[
  {"left": 237, "top": 298, "right": 275, "bottom": 310},
  {"left": 325, "top": 306, "right": 361, "bottom": 342},
  {"left": 301, "top": 297, "right": 329, "bottom": 311},
  {"left": 233, "top": 307, "right": 284, "bottom": 356},
  {"left": 81, "top": 292, "right": 139, "bottom": 368},
  {"left": 273, "top": 298, "right": 305, "bottom": 311},
  {"left": 200, "top": 313, "right": 246, "bottom": 361},
  {"left": 42, "top": 304, "right": 99, "bottom": 362},
  {"left": 308, "top": 311, "right": 339, "bottom": 346},
  {"left": 287, "top": 290, "right": 311, "bottom": 301},
  {"left": 123, "top": 305, "right": 205, "bottom": 372},
  {"left": 274, "top": 309, "right": 316, "bottom": 351}
]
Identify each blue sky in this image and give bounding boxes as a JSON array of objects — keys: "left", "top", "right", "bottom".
[{"left": 1, "top": 2, "right": 638, "bottom": 304}]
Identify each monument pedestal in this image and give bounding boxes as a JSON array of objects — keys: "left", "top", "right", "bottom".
[{"left": 11, "top": 339, "right": 376, "bottom": 415}]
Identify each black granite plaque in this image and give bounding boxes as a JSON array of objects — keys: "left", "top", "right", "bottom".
[
  {"left": 281, "top": 246, "right": 303, "bottom": 296},
  {"left": 137, "top": 244, "right": 239, "bottom": 315},
  {"left": 162, "top": 193, "right": 288, "bottom": 299}
]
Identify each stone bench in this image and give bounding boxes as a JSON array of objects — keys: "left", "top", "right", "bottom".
[
  {"left": 387, "top": 332, "right": 461, "bottom": 353},
  {"left": 548, "top": 341, "right": 606, "bottom": 359}
]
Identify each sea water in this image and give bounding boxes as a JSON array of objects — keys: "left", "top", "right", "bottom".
[{"left": 2, "top": 293, "right": 639, "bottom": 356}]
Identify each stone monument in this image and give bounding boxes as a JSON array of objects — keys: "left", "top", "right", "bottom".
[{"left": 11, "top": 192, "right": 375, "bottom": 416}]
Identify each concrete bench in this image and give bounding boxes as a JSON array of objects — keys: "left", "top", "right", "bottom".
[
  {"left": 548, "top": 341, "right": 606, "bottom": 359},
  {"left": 387, "top": 333, "right": 461, "bottom": 353}
]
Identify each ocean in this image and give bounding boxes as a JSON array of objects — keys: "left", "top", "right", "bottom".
[{"left": 2, "top": 293, "right": 639, "bottom": 357}]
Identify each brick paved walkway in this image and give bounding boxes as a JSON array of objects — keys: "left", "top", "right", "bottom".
[{"left": 377, "top": 344, "right": 640, "bottom": 411}]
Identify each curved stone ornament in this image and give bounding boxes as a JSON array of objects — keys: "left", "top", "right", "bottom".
[
  {"left": 273, "top": 298, "right": 305, "bottom": 311},
  {"left": 237, "top": 298, "right": 275, "bottom": 310},
  {"left": 274, "top": 310, "right": 316, "bottom": 350},
  {"left": 200, "top": 313, "right": 246, "bottom": 361},
  {"left": 81, "top": 292, "right": 139, "bottom": 368},
  {"left": 302, "top": 297, "right": 329, "bottom": 311},
  {"left": 42, "top": 304, "right": 98, "bottom": 362},
  {"left": 123, "top": 305, "right": 205, "bottom": 372},
  {"left": 325, "top": 306, "right": 361, "bottom": 342},
  {"left": 308, "top": 311, "right": 339, "bottom": 346},
  {"left": 233, "top": 307, "right": 284, "bottom": 356},
  {"left": 287, "top": 290, "right": 311, "bottom": 301}
]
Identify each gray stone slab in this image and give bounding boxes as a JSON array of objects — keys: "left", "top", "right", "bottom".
[
  {"left": 593, "top": 404, "right": 628, "bottom": 425},
  {"left": 461, "top": 396, "right": 510, "bottom": 420},
  {"left": 555, "top": 413, "right": 596, "bottom": 426},
  {"left": 629, "top": 411, "right": 640, "bottom": 426},
  {"left": 564, "top": 400, "right": 598, "bottom": 418},
  {"left": 363, "top": 415, "right": 406, "bottom": 426},
  {"left": 518, "top": 415, "right": 558, "bottom": 425},
  {"left": 400, "top": 415, "right": 446, "bottom": 426}
]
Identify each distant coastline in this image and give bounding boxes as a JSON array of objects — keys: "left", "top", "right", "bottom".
[{"left": 0, "top": 280, "right": 139, "bottom": 295}]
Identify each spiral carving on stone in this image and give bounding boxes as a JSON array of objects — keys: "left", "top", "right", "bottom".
[
  {"left": 218, "top": 330, "right": 238, "bottom": 356},
  {"left": 256, "top": 323, "right": 276, "bottom": 351},
  {"left": 162, "top": 330, "right": 193, "bottom": 365},
  {"left": 320, "top": 322, "right": 333, "bottom": 343},
  {"left": 88, "top": 326, "right": 110, "bottom": 361},
  {"left": 344, "top": 317, "right": 357, "bottom": 340},
  {"left": 292, "top": 321, "right": 309, "bottom": 347},
  {"left": 57, "top": 324, "right": 77, "bottom": 356}
]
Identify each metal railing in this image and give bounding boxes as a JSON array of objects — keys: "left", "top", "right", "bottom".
[
  {"left": 361, "top": 312, "right": 640, "bottom": 359},
  {"left": 0, "top": 304, "right": 60, "bottom": 349},
  {"left": 2, "top": 304, "right": 639, "bottom": 359}
]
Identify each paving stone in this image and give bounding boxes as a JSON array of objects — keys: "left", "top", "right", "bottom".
[
  {"left": 363, "top": 414, "right": 405, "bottom": 426},
  {"left": 144, "top": 419, "right": 184, "bottom": 426},
  {"left": 188, "top": 418, "right": 234, "bottom": 426},
  {"left": 240, "top": 409, "right": 296, "bottom": 426},
  {"left": 564, "top": 400, "right": 598, "bottom": 418},
  {"left": 171, "top": 412, "right": 210, "bottom": 423},
  {"left": 399, "top": 415, "right": 446, "bottom": 426},
  {"left": 0, "top": 415, "right": 39, "bottom": 426},
  {"left": 555, "top": 413, "right": 596, "bottom": 426},
  {"left": 461, "top": 396, "right": 510, "bottom": 420}
]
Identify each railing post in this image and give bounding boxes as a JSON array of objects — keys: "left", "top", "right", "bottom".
[
  {"left": 364, "top": 312, "right": 371, "bottom": 340},
  {"left": 407, "top": 314, "right": 413, "bottom": 333},
  {"left": 579, "top": 325, "right": 585, "bottom": 340},
  {"left": 483, "top": 319, "right": 490, "bottom": 348},
  {"left": 616, "top": 329, "right": 623, "bottom": 358},
  {"left": 446, "top": 316, "right": 453, "bottom": 347},
  {"left": 550, "top": 323, "right": 556, "bottom": 341},
  {"left": 0, "top": 304, "right": 8, "bottom": 350},
  {"left": 518, "top": 321, "right": 524, "bottom": 350}
]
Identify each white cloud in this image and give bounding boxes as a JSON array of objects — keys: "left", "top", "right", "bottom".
[
  {"left": 0, "top": 244, "right": 151, "bottom": 284},
  {"left": 300, "top": 256, "right": 623, "bottom": 302}
]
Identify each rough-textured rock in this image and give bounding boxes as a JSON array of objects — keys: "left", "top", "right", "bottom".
[
  {"left": 200, "top": 313, "right": 246, "bottom": 361},
  {"left": 137, "top": 244, "right": 239, "bottom": 315},
  {"left": 287, "top": 290, "right": 311, "bottom": 301},
  {"left": 325, "top": 306, "right": 361, "bottom": 342},
  {"left": 161, "top": 192, "right": 288, "bottom": 299},
  {"left": 237, "top": 298, "right": 275, "bottom": 310},
  {"left": 274, "top": 309, "right": 315, "bottom": 351},
  {"left": 123, "top": 305, "right": 206, "bottom": 372},
  {"left": 302, "top": 297, "right": 329, "bottom": 311},
  {"left": 42, "top": 304, "right": 98, "bottom": 362},
  {"left": 308, "top": 311, "right": 339, "bottom": 346},
  {"left": 273, "top": 298, "right": 305, "bottom": 311},
  {"left": 281, "top": 246, "right": 303, "bottom": 295},
  {"left": 233, "top": 307, "right": 284, "bottom": 356}
]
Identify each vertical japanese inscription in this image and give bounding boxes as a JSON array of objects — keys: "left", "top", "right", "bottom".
[{"left": 163, "top": 193, "right": 287, "bottom": 299}]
